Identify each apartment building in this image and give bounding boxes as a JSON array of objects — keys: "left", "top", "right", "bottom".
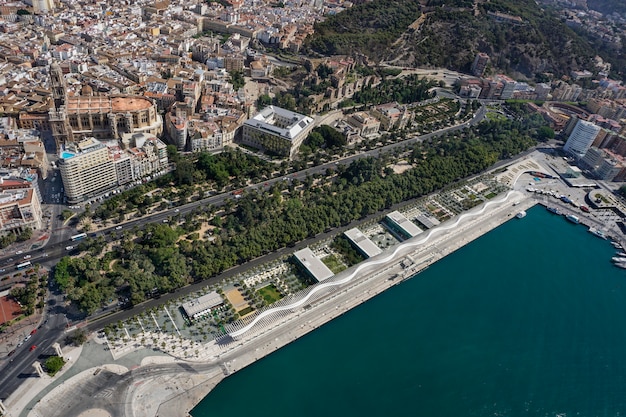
[
  {"left": 59, "top": 134, "right": 169, "bottom": 203},
  {"left": 564, "top": 119, "right": 602, "bottom": 159},
  {"left": 58, "top": 137, "right": 118, "bottom": 204},
  {"left": 0, "top": 176, "right": 43, "bottom": 235}
]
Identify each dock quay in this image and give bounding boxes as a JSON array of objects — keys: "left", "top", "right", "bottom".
[{"left": 536, "top": 198, "right": 626, "bottom": 248}]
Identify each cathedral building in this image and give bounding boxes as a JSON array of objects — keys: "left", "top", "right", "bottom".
[{"left": 48, "top": 63, "right": 163, "bottom": 150}]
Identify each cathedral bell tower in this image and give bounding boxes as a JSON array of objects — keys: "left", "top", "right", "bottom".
[
  {"left": 48, "top": 62, "right": 73, "bottom": 150},
  {"left": 50, "top": 62, "right": 66, "bottom": 109}
]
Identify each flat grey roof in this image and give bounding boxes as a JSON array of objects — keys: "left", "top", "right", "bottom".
[
  {"left": 243, "top": 105, "right": 313, "bottom": 140},
  {"left": 414, "top": 214, "right": 440, "bottom": 229},
  {"left": 386, "top": 210, "right": 423, "bottom": 237},
  {"left": 344, "top": 227, "right": 382, "bottom": 258},
  {"left": 182, "top": 291, "right": 223, "bottom": 318},
  {"left": 293, "top": 247, "right": 334, "bottom": 282}
]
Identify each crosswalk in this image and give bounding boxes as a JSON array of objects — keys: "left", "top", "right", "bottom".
[{"left": 94, "top": 387, "right": 114, "bottom": 398}]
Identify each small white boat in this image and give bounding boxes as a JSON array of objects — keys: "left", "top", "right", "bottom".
[
  {"left": 588, "top": 227, "right": 607, "bottom": 240},
  {"left": 516, "top": 211, "right": 526, "bottom": 219}
]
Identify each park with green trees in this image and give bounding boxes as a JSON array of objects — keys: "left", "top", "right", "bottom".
[
  {"left": 53, "top": 108, "right": 545, "bottom": 315},
  {"left": 10, "top": 265, "right": 47, "bottom": 317}
]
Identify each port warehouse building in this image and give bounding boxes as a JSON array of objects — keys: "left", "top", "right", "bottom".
[
  {"left": 344, "top": 228, "right": 382, "bottom": 258},
  {"left": 293, "top": 247, "right": 334, "bottom": 283},
  {"left": 384, "top": 211, "right": 423, "bottom": 240}
]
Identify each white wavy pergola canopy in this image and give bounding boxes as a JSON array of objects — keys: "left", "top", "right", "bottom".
[{"left": 230, "top": 191, "right": 516, "bottom": 338}]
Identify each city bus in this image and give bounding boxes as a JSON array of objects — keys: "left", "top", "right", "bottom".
[
  {"left": 16, "top": 261, "right": 31, "bottom": 270},
  {"left": 70, "top": 233, "right": 87, "bottom": 242}
]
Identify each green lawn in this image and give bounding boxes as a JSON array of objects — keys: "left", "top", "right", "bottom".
[
  {"left": 238, "top": 306, "right": 254, "bottom": 316},
  {"left": 485, "top": 111, "right": 507, "bottom": 121},
  {"left": 322, "top": 254, "right": 347, "bottom": 274},
  {"left": 257, "top": 284, "right": 283, "bottom": 305}
]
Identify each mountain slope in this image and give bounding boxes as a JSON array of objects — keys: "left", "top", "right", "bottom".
[
  {"left": 306, "top": 0, "right": 422, "bottom": 58},
  {"left": 305, "top": 0, "right": 598, "bottom": 80}
]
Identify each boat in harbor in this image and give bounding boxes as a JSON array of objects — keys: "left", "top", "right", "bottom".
[
  {"left": 616, "top": 252, "right": 626, "bottom": 257},
  {"left": 516, "top": 211, "right": 527, "bottom": 219},
  {"left": 565, "top": 214, "right": 580, "bottom": 224},
  {"left": 588, "top": 227, "right": 607, "bottom": 240},
  {"left": 612, "top": 257, "right": 626, "bottom": 263},
  {"left": 546, "top": 206, "right": 561, "bottom": 215}
]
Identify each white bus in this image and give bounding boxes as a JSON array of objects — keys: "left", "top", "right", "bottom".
[
  {"left": 16, "top": 261, "right": 31, "bottom": 270},
  {"left": 70, "top": 233, "right": 87, "bottom": 242}
]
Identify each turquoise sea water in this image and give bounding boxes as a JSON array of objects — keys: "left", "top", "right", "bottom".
[{"left": 192, "top": 206, "right": 626, "bottom": 417}]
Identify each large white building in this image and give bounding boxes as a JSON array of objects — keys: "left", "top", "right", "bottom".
[
  {"left": 293, "top": 247, "right": 334, "bottom": 283},
  {"left": 25, "top": 0, "right": 55, "bottom": 13},
  {"left": 59, "top": 135, "right": 169, "bottom": 203},
  {"left": 59, "top": 138, "right": 118, "bottom": 204},
  {"left": 564, "top": 119, "right": 602, "bottom": 159},
  {"left": 240, "top": 106, "right": 314, "bottom": 159}
]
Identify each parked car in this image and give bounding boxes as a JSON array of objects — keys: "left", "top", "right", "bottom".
[{"left": 29, "top": 345, "right": 37, "bottom": 352}]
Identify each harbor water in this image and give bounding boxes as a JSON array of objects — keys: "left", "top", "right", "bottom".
[{"left": 192, "top": 206, "right": 626, "bottom": 417}]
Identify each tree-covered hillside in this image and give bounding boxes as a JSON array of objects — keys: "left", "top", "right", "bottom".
[
  {"left": 305, "top": 0, "right": 600, "bottom": 80},
  {"left": 306, "top": 0, "right": 422, "bottom": 57}
]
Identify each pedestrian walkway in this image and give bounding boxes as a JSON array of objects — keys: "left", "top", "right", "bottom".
[{"left": 2, "top": 344, "right": 83, "bottom": 417}]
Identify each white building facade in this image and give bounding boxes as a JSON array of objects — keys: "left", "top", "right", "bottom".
[{"left": 564, "top": 119, "right": 602, "bottom": 159}]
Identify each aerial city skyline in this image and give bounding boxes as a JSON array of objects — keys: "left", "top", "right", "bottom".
[{"left": 0, "top": 0, "right": 626, "bottom": 415}]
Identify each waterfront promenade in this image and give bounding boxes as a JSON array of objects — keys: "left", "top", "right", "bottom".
[
  {"left": 14, "top": 188, "right": 536, "bottom": 417},
  {"left": 166, "top": 190, "right": 537, "bottom": 416}
]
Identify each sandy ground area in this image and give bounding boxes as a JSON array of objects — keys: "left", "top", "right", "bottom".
[
  {"left": 77, "top": 409, "right": 111, "bottom": 417},
  {"left": 391, "top": 161, "right": 413, "bottom": 175}
]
